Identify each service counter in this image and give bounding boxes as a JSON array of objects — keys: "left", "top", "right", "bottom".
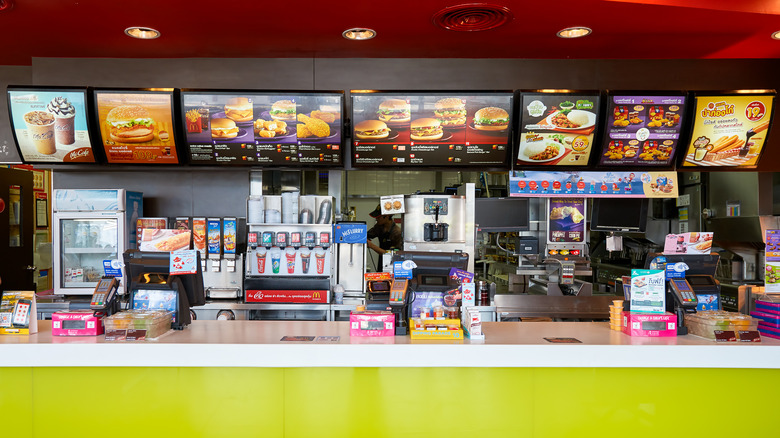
[{"left": 3, "top": 321, "right": 780, "bottom": 437}]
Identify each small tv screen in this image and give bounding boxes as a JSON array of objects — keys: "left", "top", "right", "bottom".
[
  {"left": 590, "top": 198, "right": 649, "bottom": 233},
  {"left": 475, "top": 197, "right": 530, "bottom": 231},
  {"left": 181, "top": 90, "right": 344, "bottom": 167},
  {"left": 94, "top": 89, "right": 180, "bottom": 164},
  {"left": 7, "top": 86, "right": 98, "bottom": 164},
  {"left": 351, "top": 91, "right": 513, "bottom": 169}
]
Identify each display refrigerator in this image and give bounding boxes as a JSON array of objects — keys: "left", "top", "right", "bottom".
[{"left": 53, "top": 189, "right": 142, "bottom": 295}]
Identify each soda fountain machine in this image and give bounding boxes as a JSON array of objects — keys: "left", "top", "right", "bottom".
[{"left": 202, "top": 217, "right": 245, "bottom": 300}]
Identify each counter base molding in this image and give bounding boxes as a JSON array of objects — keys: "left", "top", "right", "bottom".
[{"left": 2, "top": 366, "right": 778, "bottom": 438}]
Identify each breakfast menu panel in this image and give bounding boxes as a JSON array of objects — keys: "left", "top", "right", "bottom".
[
  {"left": 181, "top": 92, "right": 343, "bottom": 166},
  {"left": 682, "top": 93, "right": 775, "bottom": 168},
  {"left": 350, "top": 92, "right": 513, "bottom": 168},
  {"left": 7, "top": 88, "right": 96, "bottom": 163},
  {"left": 94, "top": 90, "right": 179, "bottom": 164},
  {"left": 517, "top": 93, "right": 600, "bottom": 167},
  {"left": 598, "top": 94, "right": 686, "bottom": 167}
]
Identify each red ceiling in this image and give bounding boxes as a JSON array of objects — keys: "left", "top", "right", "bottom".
[{"left": 1, "top": 0, "right": 780, "bottom": 65}]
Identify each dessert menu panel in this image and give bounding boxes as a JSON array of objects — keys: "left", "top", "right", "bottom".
[
  {"left": 350, "top": 92, "right": 513, "bottom": 168},
  {"left": 7, "top": 87, "right": 96, "bottom": 163},
  {"left": 599, "top": 94, "right": 686, "bottom": 167},
  {"left": 682, "top": 93, "right": 775, "bottom": 168},
  {"left": 182, "top": 91, "right": 343, "bottom": 166},
  {"left": 516, "top": 92, "right": 601, "bottom": 167},
  {"left": 94, "top": 90, "right": 179, "bottom": 164}
]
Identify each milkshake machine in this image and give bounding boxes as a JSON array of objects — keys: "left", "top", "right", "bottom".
[
  {"left": 244, "top": 194, "right": 334, "bottom": 305},
  {"left": 402, "top": 183, "right": 475, "bottom": 273},
  {"left": 334, "top": 221, "right": 368, "bottom": 303},
  {"left": 202, "top": 217, "right": 246, "bottom": 299}
]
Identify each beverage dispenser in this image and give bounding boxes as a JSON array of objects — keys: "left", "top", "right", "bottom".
[{"left": 202, "top": 217, "right": 245, "bottom": 299}]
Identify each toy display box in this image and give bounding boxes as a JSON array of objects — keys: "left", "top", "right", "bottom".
[
  {"left": 622, "top": 312, "right": 677, "bottom": 337},
  {"left": 350, "top": 311, "right": 394, "bottom": 337}
]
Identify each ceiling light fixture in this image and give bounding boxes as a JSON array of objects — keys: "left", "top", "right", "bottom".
[
  {"left": 342, "top": 28, "right": 376, "bottom": 41},
  {"left": 124, "top": 27, "right": 161, "bottom": 40},
  {"left": 772, "top": 30, "right": 780, "bottom": 40},
  {"left": 0, "top": 0, "right": 14, "bottom": 12},
  {"left": 557, "top": 27, "right": 592, "bottom": 39}
]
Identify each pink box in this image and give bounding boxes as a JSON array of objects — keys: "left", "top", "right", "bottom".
[
  {"left": 622, "top": 312, "right": 677, "bottom": 337},
  {"left": 349, "top": 311, "right": 395, "bottom": 337},
  {"left": 52, "top": 310, "right": 104, "bottom": 336}
]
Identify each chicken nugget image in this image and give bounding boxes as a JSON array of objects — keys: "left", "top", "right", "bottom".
[
  {"left": 304, "top": 117, "right": 330, "bottom": 137},
  {"left": 297, "top": 124, "right": 312, "bottom": 138}
]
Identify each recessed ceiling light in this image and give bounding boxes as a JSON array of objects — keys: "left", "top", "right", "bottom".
[
  {"left": 342, "top": 28, "right": 376, "bottom": 41},
  {"left": 124, "top": 27, "right": 161, "bottom": 40},
  {"left": 772, "top": 30, "right": 780, "bottom": 40},
  {"left": 557, "top": 27, "right": 592, "bottom": 39}
]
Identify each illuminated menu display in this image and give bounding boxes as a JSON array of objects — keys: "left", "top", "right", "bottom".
[
  {"left": 351, "top": 92, "right": 512, "bottom": 168},
  {"left": 516, "top": 92, "right": 600, "bottom": 167},
  {"left": 599, "top": 94, "right": 685, "bottom": 167},
  {"left": 682, "top": 93, "right": 775, "bottom": 168},
  {"left": 182, "top": 91, "right": 343, "bottom": 166},
  {"left": 94, "top": 90, "right": 179, "bottom": 164},
  {"left": 7, "top": 87, "right": 97, "bottom": 163}
]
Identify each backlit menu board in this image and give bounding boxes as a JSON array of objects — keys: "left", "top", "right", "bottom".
[
  {"left": 351, "top": 91, "right": 513, "bottom": 168},
  {"left": 599, "top": 93, "right": 686, "bottom": 167},
  {"left": 94, "top": 89, "right": 179, "bottom": 164},
  {"left": 516, "top": 92, "right": 601, "bottom": 167},
  {"left": 682, "top": 92, "right": 775, "bottom": 168},
  {"left": 182, "top": 91, "right": 343, "bottom": 166},
  {"left": 7, "top": 86, "right": 97, "bottom": 163}
]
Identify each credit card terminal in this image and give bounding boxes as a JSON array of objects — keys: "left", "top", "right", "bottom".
[
  {"left": 12, "top": 299, "right": 32, "bottom": 327},
  {"left": 389, "top": 279, "right": 408, "bottom": 306},
  {"left": 91, "top": 276, "right": 120, "bottom": 312},
  {"left": 669, "top": 278, "right": 698, "bottom": 311}
]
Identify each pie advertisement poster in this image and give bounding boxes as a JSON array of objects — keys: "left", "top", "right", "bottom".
[{"left": 547, "top": 197, "right": 586, "bottom": 244}]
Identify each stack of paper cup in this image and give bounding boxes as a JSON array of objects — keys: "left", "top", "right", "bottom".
[
  {"left": 281, "top": 191, "right": 299, "bottom": 224},
  {"left": 247, "top": 196, "right": 264, "bottom": 224},
  {"left": 610, "top": 300, "right": 624, "bottom": 331}
]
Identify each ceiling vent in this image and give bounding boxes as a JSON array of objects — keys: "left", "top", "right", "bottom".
[{"left": 432, "top": 3, "right": 513, "bottom": 32}]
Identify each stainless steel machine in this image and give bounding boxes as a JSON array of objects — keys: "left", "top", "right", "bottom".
[
  {"left": 202, "top": 217, "right": 245, "bottom": 300},
  {"left": 333, "top": 221, "right": 367, "bottom": 304}
]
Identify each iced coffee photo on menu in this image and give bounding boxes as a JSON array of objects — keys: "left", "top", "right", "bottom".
[{"left": 7, "top": 86, "right": 97, "bottom": 163}]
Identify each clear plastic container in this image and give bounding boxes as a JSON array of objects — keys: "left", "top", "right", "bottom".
[
  {"left": 104, "top": 310, "right": 173, "bottom": 339},
  {"left": 685, "top": 311, "right": 758, "bottom": 340}
]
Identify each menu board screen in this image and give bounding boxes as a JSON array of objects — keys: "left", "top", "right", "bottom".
[
  {"left": 682, "top": 93, "right": 775, "bottom": 167},
  {"left": 7, "top": 87, "right": 96, "bottom": 163},
  {"left": 351, "top": 92, "right": 512, "bottom": 168},
  {"left": 94, "top": 90, "right": 179, "bottom": 164},
  {"left": 182, "top": 91, "right": 343, "bottom": 166},
  {"left": 599, "top": 94, "right": 685, "bottom": 167},
  {"left": 517, "top": 92, "right": 600, "bottom": 167}
]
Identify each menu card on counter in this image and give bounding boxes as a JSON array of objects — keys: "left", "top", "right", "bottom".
[
  {"left": 7, "top": 87, "right": 97, "bottom": 164},
  {"left": 94, "top": 89, "right": 179, "bottom": 164},
  {"left": 682, "top": 92, "right": 775, "bottom": 168},
  {"left": 509, "top": 171, "right": 679, "bottom": 198},
  {"left": 516, "top": 91, "right": 600, "bottom": 167},
  {"left": 765, "top": 229, "right": 780, "bottom": 292},
  {"left": 351, "top": 92, "right": 513, "bottom": 168},
  {"left": 598, "top": 94, "right": 686, "bottom": 167},
  {"left": 182, "top": 91, "right": 343, "bottom": 166}
]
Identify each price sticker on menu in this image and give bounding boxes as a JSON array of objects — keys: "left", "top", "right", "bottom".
[{"left": 169, "top": 250, "right": 197, "bottom": 275}]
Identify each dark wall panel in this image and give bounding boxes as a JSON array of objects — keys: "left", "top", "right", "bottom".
[{"left": 0, "top": 65, "right": 33, "bottom": 163}]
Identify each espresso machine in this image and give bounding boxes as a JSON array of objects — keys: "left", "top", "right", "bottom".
[{"left": 202, "top": 217, "right": 246, "bottom": 299}]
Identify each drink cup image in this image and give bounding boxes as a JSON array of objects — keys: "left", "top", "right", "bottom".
[
  {"left": 315, "top": 249, "right": 326, "bottom": 274},
  {"left": 300, "top": 249, "right": 311, "bottom": 274},
  {"left": 47, "top": 96, "right": 77, "bottom": 145},
  {"left": 24, "top": 111, "right": 56, "bottom": 155},
  {"left": 285, "top": 248, "right": 297, "bottom": 274},
  {"left": 271, "top": 249, "right": 281, "bottom": 274},
  {"left": 256, "top": 249, "right": 267, "bottom": 274}
]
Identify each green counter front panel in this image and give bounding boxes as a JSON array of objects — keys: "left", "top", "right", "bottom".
[{"left": 6, "top": 367, "right": 778, "bottom": 437}]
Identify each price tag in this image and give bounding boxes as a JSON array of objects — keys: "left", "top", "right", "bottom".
[
  {"left": 738, "top": 330, "right": 761, "bottom": 342},
  {"left": 714, "top": 330, "right": 737, "bottom": 342}
]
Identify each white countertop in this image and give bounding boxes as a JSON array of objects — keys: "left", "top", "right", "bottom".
[{"left": 2, "top": 321, "right": 779, "bottom": 368}]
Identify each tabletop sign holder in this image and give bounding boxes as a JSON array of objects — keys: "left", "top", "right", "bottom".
[{"left": 0, "top": 291, "right": 38, "bottom": 335}]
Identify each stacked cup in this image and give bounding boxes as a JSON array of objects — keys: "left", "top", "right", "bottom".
[{"left": 610, "top": 300, "right": 624, "bottom": 331}]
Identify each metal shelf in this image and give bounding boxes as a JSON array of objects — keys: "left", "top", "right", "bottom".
[{"left": 63, "top": 247, "right": 118, "bottom": 254}]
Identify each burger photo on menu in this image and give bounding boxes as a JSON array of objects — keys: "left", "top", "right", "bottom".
[
  {"left": 434, "top": 98, "right": 467, "bottom": 128},
  {"left": 354, "top": 119, "right": 390, "bottom": 140},
  {"left": 224, "top": 97, "right": 253, "bottom": 123},
  {"left": 270, "top": 100, "right": 297, "bottom": 121},
  {"left": 211, "top": 118, "right": 239, "bottom": 139},
  {"left": 376, "top": 99, "right": 411, "bottom": 124},
  {"left": 472, "top": 107, "right": 509, "bottom": 131},
  {"left": 106, "top": 105, "right": 155, "bottom": 143},
  {"left": 410, "top": 118, "right": 444, "bottom": 141}
]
